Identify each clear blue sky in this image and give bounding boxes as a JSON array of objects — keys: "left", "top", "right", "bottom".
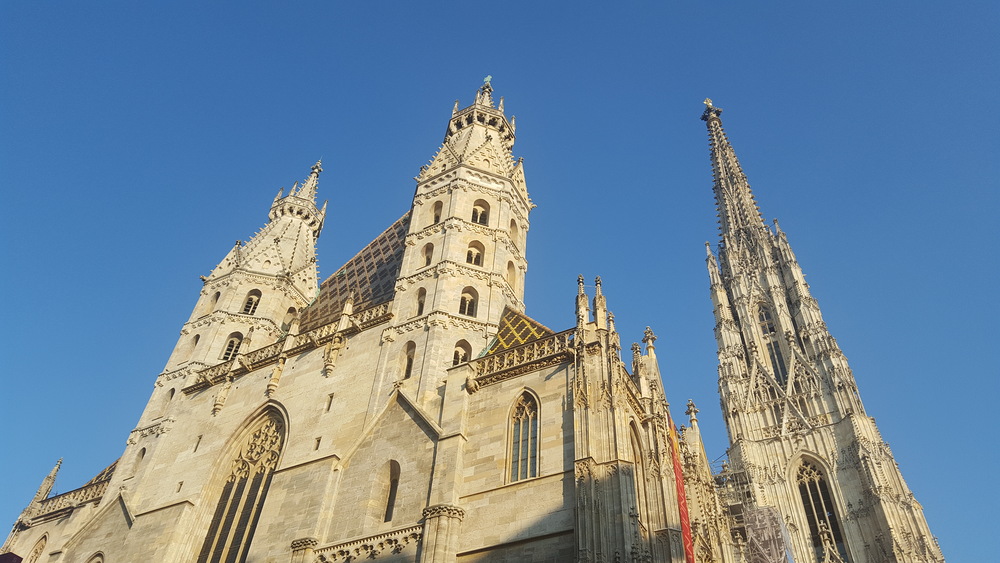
[{"left": 1, "top": 2, "right": 996, "bottom": 560}]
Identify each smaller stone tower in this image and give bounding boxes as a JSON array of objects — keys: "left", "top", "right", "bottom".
[{"left": 142, "top": 162, "right": 325, "bottom": 427}]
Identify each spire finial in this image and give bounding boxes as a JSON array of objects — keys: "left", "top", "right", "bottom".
[
  {"left": 475, "top": 77, "right": 495, "bottom": 107},
  {"left": 642, "top": 326, "right": 657, "bottom": 351},
  {"left": 685, "top": 399, "right": 699, "bottom": 418},
  {"left": 594, "top": 275, "right": 603, "bottom": 295},
  {"left": 577, "top": 274, "right": 585, "bottom": 294},
  {"left": 701, "top": 97, "right": 723, "bottom": 122}
]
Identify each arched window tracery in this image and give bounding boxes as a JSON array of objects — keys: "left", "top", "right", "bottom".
[
  {"left": 758, "top": 307, "right": 788, "bottom": 385},
  {"left": 509, "top": 392, "right": 539, "bottom": 482},
  {"left": 797, "top": 461, "right": 849, "bottom": 563},
  {"left": 25, "top": 535, "right": 46, "bottom": 563},
  {"left": 198, "top": 411, "right": 285, "bottom": 563}
]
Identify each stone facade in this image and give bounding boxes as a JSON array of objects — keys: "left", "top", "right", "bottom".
[{"left": 1, "top": 87, "right": 940, "bottom": 563}]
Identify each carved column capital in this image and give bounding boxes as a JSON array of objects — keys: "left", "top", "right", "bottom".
[{"left": 422, "top": 503, "right": 466, "bottom": 521}]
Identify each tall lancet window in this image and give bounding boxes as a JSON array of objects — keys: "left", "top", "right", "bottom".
[
  {"left": 509, "top": 392, "right": 539, "bottom": 481},
  {"left": 797, "top": 461, "right": 849, "bottom": 563},
  {"left": 758, "top": 308, "right": 788, "bottom": 385},
  {"left": 198, "top": 411, "right": 284, "bottom": 563}
]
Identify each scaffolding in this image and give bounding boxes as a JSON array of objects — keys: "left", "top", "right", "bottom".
[{"left": 714, "top": 466, "right": 793, "bottom": 563}]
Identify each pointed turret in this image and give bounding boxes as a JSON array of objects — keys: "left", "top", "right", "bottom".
[
  {"left": 293, "top": 160, "right": 323, "bottom": 202},
  {"left": 702, "top": 99, "right": 767, "bottom": 241},
  {"left": 158, "top": 161, "right": 326, "bottom": 380},
  {"left": 32, "top": 459, "right": 61, "bottom": 503}
]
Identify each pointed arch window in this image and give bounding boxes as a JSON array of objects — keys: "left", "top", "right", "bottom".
[
  {"left": 797, "top": 461, "right": 849, "bottom": 563},
  {"left": 453, "top": 340, "right": 472, "bottom": 366},
  {"left": 25, "top": 535, "right": 46, "bottom": 563},
  {"left": 221, "top": 333, "right": 243, "bottom": 361},
  {"left": 242, "top": 290, "right": 262, "bottom": 315},
  {"left": 471, "top": 199, "right": 490, "bottom": 226},
  {"left": 466, "top": 241, "right": 485, "bottom": 266},
  {"left": 509, "top": 393, "right": 539, "bottom": 481},
  {"left": 198, "top": 411, "right": 284, "bottom": 563},
  {"left": 459, "top": 287, "right": 478, "bottom": 317},
  {"left": 758, "top": 308, "right": 788, "bottom": 386}
]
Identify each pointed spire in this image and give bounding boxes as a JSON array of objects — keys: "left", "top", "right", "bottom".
[
  {"left": 702, "top": 99, "right": 767, "bottom": 239},
  {"left": 295, "top": 160, "right": 322, "bottom": 201},
  {"left": 593, "top": 276, "right": 608, "bottom": 328},
  {"left": 576, "top": 274, "right": 590, "bottom": 327},
  {"left": 33, "top": 459, "right": 62, "bottom": 503}
]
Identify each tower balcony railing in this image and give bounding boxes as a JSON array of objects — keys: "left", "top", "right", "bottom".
[
  {"left": 32, "top": 479, "right": 111, "bottom": 521},
  {"left": 472, "top": 329, "right": 574, "bottom": 387}
]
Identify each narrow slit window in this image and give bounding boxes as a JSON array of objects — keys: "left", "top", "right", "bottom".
[{"left": 383, "top": 461, "right": 401, "bottom": 522}]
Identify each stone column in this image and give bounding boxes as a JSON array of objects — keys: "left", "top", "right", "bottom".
[
  {"left": 419, "top": 504, "right": 465, "bottom": 563},
  {"left": 289, "top": 537, "right": 318, "bottom": 563}
]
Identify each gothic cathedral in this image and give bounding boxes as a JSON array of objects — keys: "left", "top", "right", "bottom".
[{"left": 2, "top": 84, "right": 942, "bottom": 563}]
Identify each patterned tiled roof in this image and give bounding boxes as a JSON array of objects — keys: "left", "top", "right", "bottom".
[
  {"left": 299, "top": 212, "right": 411, "bottom": 331},
  {"left": 485, "top": 307, "right": 555, "bottom": 355}
]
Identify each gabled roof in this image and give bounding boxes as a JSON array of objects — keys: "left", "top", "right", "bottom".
[
  {"left": 299, "top": 212, "right": 411, "bottom": 332},
  {"left": 485, "top": 306, "right": 555, "bottom": 355}
]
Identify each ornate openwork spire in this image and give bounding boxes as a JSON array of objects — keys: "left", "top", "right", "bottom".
[{"left": 702, "top": 99, "right": 767, "bottom": 239}]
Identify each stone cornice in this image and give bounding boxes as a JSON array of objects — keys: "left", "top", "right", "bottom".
[
  {"left": 313, "top": 524, "right": 422, "bottom": 562},
  {"left": 404, "top": 218, "right": 526, "bottom": 263},
  {"left": 182, "top": 301, "right": 393, "bottom": 395}
]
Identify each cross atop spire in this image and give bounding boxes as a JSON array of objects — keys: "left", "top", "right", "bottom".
[{"left": 701, "top": 100, "right": 767, "bottom": 239}]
